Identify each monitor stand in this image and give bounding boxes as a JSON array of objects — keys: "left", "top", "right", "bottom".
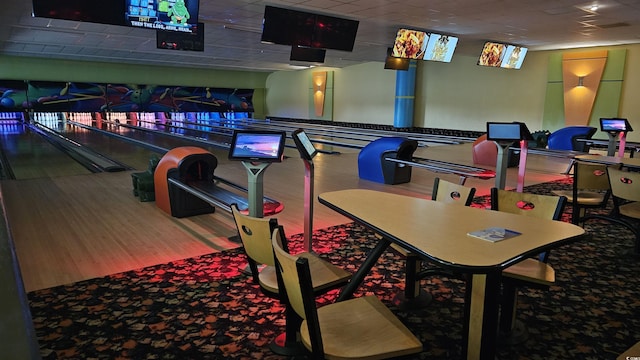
[{"left": 241, "top": 161, "right": 271, "bottom": 218}]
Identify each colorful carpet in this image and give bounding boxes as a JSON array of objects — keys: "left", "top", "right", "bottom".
[{"left": 28, "top": 179, "right": 640, "bottom": 359}]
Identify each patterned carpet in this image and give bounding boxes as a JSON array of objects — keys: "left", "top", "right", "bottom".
[{"left": 28, "top": 179, "right": 640, "bottom": 359}]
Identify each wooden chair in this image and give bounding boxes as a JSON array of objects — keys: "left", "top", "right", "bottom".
[
  {"left": 230, "top": 204, "right": 352, "bottom": 355},
  {"left": 618, "top": 340, "right": 640, "bottom": 360},
  {"left": 490, "top": 188, "right": 567, "bottom": 344},
  {"left": 271, "top": 226, "right": 423, "bottom": 360},
  {"left": 590, "top": 167, "right": 640, "bottom": 254},
  {"left": 391, "top": 177, "right": 476, "bottom": 308},
  {"left": 552, "top": 161, "right": 614, "bottom": 224}
]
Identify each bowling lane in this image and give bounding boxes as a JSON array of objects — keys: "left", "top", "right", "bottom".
[
  {"left": 0, "top": 121, "right": 92, "bottom": 179},
  {"left": 60, "top": 121, "right": 235, "bottom": 170}
]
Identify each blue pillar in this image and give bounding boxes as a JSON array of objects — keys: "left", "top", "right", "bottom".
[{"left": 393, "top": 61, "right": 417, "bottom": 128}]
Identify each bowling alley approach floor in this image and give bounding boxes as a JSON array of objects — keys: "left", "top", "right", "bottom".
[{"left": 1, "top": 142, "right": 570, "bottom": 292}]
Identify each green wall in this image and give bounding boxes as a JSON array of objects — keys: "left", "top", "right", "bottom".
[{"left": 265, "top": 44, "right": 640, "bottom": 142}]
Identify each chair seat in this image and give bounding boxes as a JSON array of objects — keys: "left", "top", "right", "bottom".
[
  {"left": 258, "top": 265, "right": 279, "bottom": 294},
  {"left": 552, "top": 189, "right": 606, "bottom": 206},
  {"left": 258, "top": 253, "right": 351, "bottom": 295},
  {"left": 620, "top": 202, "right": 640, "bottom": 219},
  {"left": 299, "top": 252, "right": 353, "bottom": 292},
  {"left": 300, "top": 296, "right": 423, "bottom": 360},
  {"left": 503, "top": 258, "right": 555, "bottom": 286}
]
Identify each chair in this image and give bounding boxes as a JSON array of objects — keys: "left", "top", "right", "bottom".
[
  {"left": 591, "top": 167, "right": 640, "bottom": 254},
  {"left": 552, "top": 161, "right": 615, "bottom": 224},
  {"left": 391, "top": 177, "right": 476, "bottom": 308},
  {"left": 230, "top": 204, "right": 351, "bottom": 355},
  {"left": 618, "top": 341, "right": 640, "bottom": 360},
  {"left": 490, "top": 188, "right": 567, "bottom": 344},
  {"left": 271, "top": 226, "right": 423, "bottom": 360}
]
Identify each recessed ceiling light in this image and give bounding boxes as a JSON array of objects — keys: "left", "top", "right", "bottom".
[{"left": 590, "top": 5, "right": 599, "bottom": 12}]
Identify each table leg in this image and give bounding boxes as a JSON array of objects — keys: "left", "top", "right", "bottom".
[
  {"left": 336, "top": 236, "right": 391, "bottom": 302},
  {"left": 462, "top": 271, "right": 501, "bottom": 360}
]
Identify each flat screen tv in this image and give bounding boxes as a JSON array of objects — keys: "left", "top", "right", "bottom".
[
  {"left": 260, "top": 5, "right": 358, "bottom": 51},
  {"left": 600, "top": 118, "right": 632, "bottom": 133},
  {"left": 486, "top": 122, "right": 533, "bottom": 141},
  {"left": 384, "top": 48, "right": 410, "bottom": 70},
  {"left": 478, "top": 42, "right": 506, "bottom": 67},
  {"left": 500, "top": 45, "right": 528, "bottom": 69},
  {"left": 126, "top": 0, "right": 200, "bottom": 33},
  {"left": 292, "top": 129, "right": 318, "bottom": 160},
  {"left": 391, "top": 28, "right": 428, "bottom": 59},
  {"left": 32, "top": 0, "right": 126, "bottom": 26},
  {"left": 423, "top": 33, "right": 458, "bottom": 62},
  {"left": 228, "top": 130, "right": 286, "bottom": 162},
  {"left": 157, "top": 22, "right": 204, "bottom": 51},
  {"left": 290, "top": 46, "right": 326, "bottom": 63}
]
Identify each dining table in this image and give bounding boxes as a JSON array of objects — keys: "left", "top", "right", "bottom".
[{"left": 318, "top": 189, "right": 586, "bottom": 360}]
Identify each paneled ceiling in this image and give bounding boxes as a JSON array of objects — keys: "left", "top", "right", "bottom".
[{"left": 2, "top": 0, "right": 640, "bottom": 72}]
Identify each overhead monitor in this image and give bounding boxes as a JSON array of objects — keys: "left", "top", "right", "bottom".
[
  {"left": 228, "top": 130, "right": 286, "bottom": 162},
  {"left": 126, "top": 0, "right": 200, "bottom": 33},
  {"left": 291, "top": 128, "right": 318, "bottom": 161},
  {"left": 156, "top": 22, "right": 204, "bottom": 51},
  {"left": 260, "top": 5, "right": 359, "bottom": 51},
  {"left": 423, "top": 33, "right": 458, "bottom": 62},
  {"left": 478, "top": 41, "right": 528, "bottom": 69},
  {"left": 290, "top": 46, "right": 326, "bottom": 63},
  {"left": 600, "top": 118, "right": 632, "bottom": 133},
  {"left": 32, "top": 0, "right": 126, "bottom": 26},
  {"left": 384, "top": 48, "right": 410, "bottom": 70},
  {"left": 478, "top": 42, "right": 506, "bottom": 67},
  {"left": 391, "top": 28, "right": 428, "bottom": 59},
  {"left": 486, "top": 122, "right": 533, "bottom": 142},
  {"left": 500, "top": 45, "right": 528, "bottom": 69}
]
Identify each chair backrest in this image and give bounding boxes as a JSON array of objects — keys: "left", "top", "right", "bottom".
[
  {"left": 607, "top": 167, "right": 640, "bottom": 202},
  {"left": 272, "top": 226, "right": 325, "bottom": 354},
  {"left": 432, "top": 177, "right": 476, "bottom": 206},
  {"left": 491, "top": 188, "right": 567, "bottom": 262},
  {"left": 491, "top": 188, "right": 567, "bottom": 221},
  {"left": 573, "top": 161, "right": 611, "bottom": 191},
  {"left": 231, "top": 203, "right": 279, "bottom": 270}
]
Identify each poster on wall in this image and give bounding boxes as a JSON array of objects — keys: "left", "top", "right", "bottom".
[
  {"left": 26, "top": 81, "right": 73, "bottom": 112},
  {"left": 65, "top": 83, "right": 109, "bottom": 112},
  {"left": 170, "top": 87, "right": 254, "bottom": 113},
  {"left": 0, "top": 80, "right": 29, "bottom": 111},
  {"left": 105, "top": 84, "right": 177, "bottom": 112}
]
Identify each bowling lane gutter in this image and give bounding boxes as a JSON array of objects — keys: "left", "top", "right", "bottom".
[{"left": 29, "top": 123, "right": 132, "bottom": 173}]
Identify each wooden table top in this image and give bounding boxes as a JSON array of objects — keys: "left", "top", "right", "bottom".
[
  {"left": 319, "top": 189, "right": 585, "bottom": 271},
  {"left": 575, "top": 154, "right": 640, "bottom": 169}
]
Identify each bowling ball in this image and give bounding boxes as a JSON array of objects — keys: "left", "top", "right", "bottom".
[{"left": 0, "top": 97, "right": 15, "bottom": 108}]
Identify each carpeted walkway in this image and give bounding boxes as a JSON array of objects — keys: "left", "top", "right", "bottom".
[{"left": 28, "top": 179, "right": 640, "bottom": 359}]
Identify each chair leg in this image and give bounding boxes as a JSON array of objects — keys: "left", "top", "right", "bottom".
[
  {"left": 269, "top": 304, "right": 307, "bottom": 356},
  {"left": 498, "top": 281, "right": 528, "bottom": 345}
]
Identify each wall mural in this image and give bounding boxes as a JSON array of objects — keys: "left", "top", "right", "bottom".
[{"left": 0, "top": 80, "right": 254, "bottom": 113}]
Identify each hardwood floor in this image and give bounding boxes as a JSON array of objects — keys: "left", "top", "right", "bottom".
[{"left": 1, "top": 142, "right": 570, "bottom": 292}]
